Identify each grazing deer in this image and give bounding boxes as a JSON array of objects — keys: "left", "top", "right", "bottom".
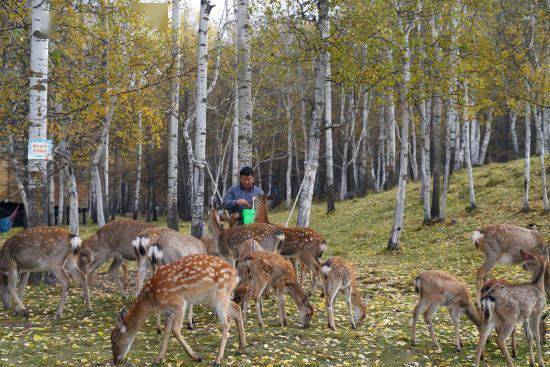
[
  {"left": 0, "top": 227, "right": 91, "bottom": 319},
  {"left": 110, "top": 254, "right": 246, "bottom": 366},
  {"left": 209, "top": 209, "right": 284, "bottom": 266},
  {"left": 474, "top": 249, "right": 548, "bottom": 367},
  {"left": 472, "top": 223, "right": 546, "bottom": 306},
  {"left": 523, "top": 245, "right": 550, "bottom": 300},
  {"left": 411, "top": 270, "right": 481, "bottom": 352},
  {"left": 220, "top": 210, "right": 240, "bottom": 228},
  {"left": 320, "top": 257, "right": 368, "bottom": 330},
  {"left": 255, "top": 195, "right": 327, "bottom": 294},
  {"left": 79, "top": 219, "right": 155, "bottom": 299},
  {"left": 241, "top": 251, "right": 314, "bottom": 328}
]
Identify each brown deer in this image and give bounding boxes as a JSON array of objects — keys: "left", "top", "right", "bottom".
[
  {"left": 110, "top": 254, "right": 246, "bottom": 366},
  {"left": 79, "top": 219, "right": 155, "bottom": 299},
  {"left": 220, "top": 210, "right": 240, "bottom": 228},
  {"left": 411, "top": 270, "right": 481, "bottom": 352},
  {"left": 474, "top": 249, "right": 548, "bottom": 367},
  {"left": 241, "top": 251, "right": 314, "bottom": 328},
  {"left": 523, "top": 245, "right": 550, "bottom": 300},
  {"left": 472, "top": 223, "right": 546, "bottom": 307},
  {"left": 209, "top": 208, "right": 284, "bottom": 266},
  {"left": 254, "top": 195, "right": 327, "bottom": 294},
  {"left": 0, "top": 226, "right": 91, "bottom": 319},
  {"left": 320, "top": 257, "right": 369, "bottom": 330}
]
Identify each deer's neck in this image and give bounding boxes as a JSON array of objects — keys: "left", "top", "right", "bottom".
[
  {"left": 463, "top": 301, "right": 482, "bottom": 330},
  {"left": 533, "top": 260, "right": 548, "bottom": 293},
  {"left": 287, "top": 282, "right": 306, "bottom": 308},
  {"left": 255, "top": 203, "right": 270, "bottom": 224},
  {"left": 125, "top": 295, "right": 154, "bottom": 334}
]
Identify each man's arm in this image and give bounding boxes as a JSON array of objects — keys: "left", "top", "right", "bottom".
[{"left": 223, "top": 187, "right": 237, "bottom": 210}]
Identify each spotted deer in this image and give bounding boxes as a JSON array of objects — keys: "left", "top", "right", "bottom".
[
  {"left": 209, "top": 208, "right": 284, "bottom": 266},
  {"left": 110, "top": 254, "right": 246, "bottom": 366},
  {"left": 472, "top": 223, "right": 546, "bottom": 306},
  {"left": 474, "top": 249, "right": 548, "bottom": 367},
  {"left": 0, "top": 227, "right": 91, "bottom": 319},
  {"left": 79, "top": 219, "right": 155, "bottom": 299},
  {"left": 523, "top": 244, "right": 550, "bottom": 300},
  {"left": 254, "top": 195, "right": 327, "bottom": 294},
  {"left": 220, "top": 210, "right": 240, "bottom": 228},
  {"left": 241, "top": 251, "right": 314, "bottom": 328},
  {"left": 411, "top": 270, "right": 481, "bottom": 352},
  {"left": 320, "top": 257, "right": 369, "bottom": 330}
]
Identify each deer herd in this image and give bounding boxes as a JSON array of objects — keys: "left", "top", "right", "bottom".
[{"left": 0, "top": 196, "right": 547, "bottom": 366}]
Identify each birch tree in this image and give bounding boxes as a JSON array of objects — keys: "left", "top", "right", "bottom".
[
  {"left": 477, "top": 108, "right": 493, "bottom": 166},
  {"left": 509, "top": 106, "right": 519, "bottom": 158},
  {"left": 27, "top": 0, "right": 50, "bottom": 228},
  {"left": 191, "top": 0, "right": 213, "bottom": 238},
  {"left": 430, "top": 13, "right": 442, "bottom": 220},
  {"left": 523, "top": 101, "right": 531, "bottom": 212},
  {"left": 324, "top": 39, "right": 335, "bottom": 213},
  {"left": 236, "top": 0, "right": 252, "bottom": 167},
  {"left": 534, "top": 106, "right": 549, "bottom": 212},
  {"left": 166, "top": 0, "right": 180, "bottom": 230},
  {"left": 133, "top": 112, "right": 143, "bottom": 220},
  {"left": 462, "top": 84, "right": 476, "bottom": 209}
]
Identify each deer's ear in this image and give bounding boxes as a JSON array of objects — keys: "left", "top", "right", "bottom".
[
  {"left": 520, "top": 249, "right": 535, "bottom": 261},
  {"left": 116, "top": 309, "right": 128, "bottom": 328}
]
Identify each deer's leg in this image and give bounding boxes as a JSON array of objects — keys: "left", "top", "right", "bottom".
[
  {"left": 51, "top": 267, "right": 70, "bottom": 320},
  {"left": 254, "top": 282, "right": 268, "bottom": 327},
  {"left": 17, "top": 272, "right": 29, "bottom": 300},
  {"left": 108, "top": 256, "right": 126, "bottom": 299},
  {"left": 155, "top": 311, "right": 173, "bottom": 364},
  {"left": 449, "top": 306, "right": 462, "bottom": 351},
  {"left": 495, "top": 322, "right": 516, "bottom": 367},
  {"left": 510, "top": 326, "right": 517, "bottom": 358},
  {"left": 423, "top": 303, "right": 442, "bottom": 352},
  {"left": 411, "top": 299, "right": 427, "bottom": 346},
  {"left": 531, "top": 316, "right": 546, "bottom": 367},
  {"left": 7, "top": 266, "right": 27, "bottom": 317},
  {"left": 522, "top": 319, "right": 535, "bottom": 367},
  {"left": 121, "top": 261, "right": 129, "bottom": 288},
  {"left": 187, "top": 304, "right": 194, "bottom": 330},
  {"left": 1, "top": 274, "right": 10, "bottom": 310},
  {"left": 475, "top": 259, "right": 496, "bottom": 307},
  {"left": 171, "top": 301, "right": 202, "bottom": 362},
  {"left": 325, "top": 278, "right": 340, "bottom": 331},
  {"left": 65, "top": 260, "right": 92, "bottom": 312},
  {"left": 300, "top": 253, "right": 320, "bottom": 295},
  {"left": 344, "top": 286, "right": 356, "bottom": 329},
  {"left": 275, "top": 287, "right": 287, "bottom": 327},
  {"left": 475, "top": 322, "right": 496, "bottom": 367},
  {"left": 228, "top": 301, "right": 246, "bottom": 352},
  {"left": 213, "top": 298, "right": 232, "bottom": 367}
]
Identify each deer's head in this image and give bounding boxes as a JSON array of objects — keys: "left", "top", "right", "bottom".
[
  {"left": 299, "top": 294, "right": 314, "bottom": 328},
  {"left": 111, "top": 309, "right": 135, "bottom": 365}
]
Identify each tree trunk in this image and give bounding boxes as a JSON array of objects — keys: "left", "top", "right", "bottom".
[
  {"left": 191, "top": 0, "right": 213, "bottom": 238},
  {"left": 236, "top": 0, "right": 252, "bottom": 167},
  {"left": 462, "top": 85, "right": 476, "bottom": 210},
  {"left": 523, "top": 102, "right": 531, "bottom": 213},
  {"left": 419, "top": 98, "right": 431, "bottom": 224},
  {"left": 339, "top": 89, "right": 349, "bottom": 201},
  {"left": 103, "top": 132, "right": 109, "bottom": 221},
  {"left": 7, "top": 134, "right": 29, "bottom": 222},
  {"left": 359, "top": 89, "right": 371, "bottom": 196},
  {"left": 478, "top": 108, "right": 493, "bottom": 166},
  {"left": 47, "top": 161, "right": 55, "bottom": 225},
  {"left": 386, "top": 91, "right": 396, "bottom": 185},
  {"left": 350, "top": 91, "right": 359, "bottom": 195},
  {"left": 325, "top": 56, "right": 335, "bottom": 213},
  {"left": 534, "top": 106, "right": 549, "bottom": 212},
  {"left": 377, "top": 103, "right": 386, "bottom": 192},
  {"left": 57, "top": 165, "right": 65, "bottom": 225},
  {"left": 410, "top": 117, "right": 418, "bottom": 181},
  {"left": 133, "top": 112, "right": 143, "bottom": 220},
  {"left": 27, "top": 0, "right": 50, "bottom": 229},
  {"left": 284, "top": 89, "right": 293, "bottom": 210},
  {"left": 231, "top": 80, "right": 239, "bottom": 185},
  {"left": 509, "top": 108, "right": 519, "bottom": 158},
  {"left": 431, "top": 93, "right": 442, "bottom": 219}
]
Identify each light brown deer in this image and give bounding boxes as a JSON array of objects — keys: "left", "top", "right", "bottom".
[
  {"left": 209, "top": 208, "right": 284, "bottom": 266},
  {"left": 220, "top": 210, "right": 240, "bottom": 228},
  {"left": 110, "top": 254, "right": 246, "bottom": 366},
  {"left": 0, "top": 226, "right": 91, "bottom": 319},
  {"left": 320, "top": 257, "right": 369, "bottom": 330},
  {"left": 523, "top": 245, "right": 550, "bottom": 300},
  {"left": 241, "top": 251, "right": 314, "bottom": 328},
  {"left": 79, "top": 219, "right": 155, "bottom": 299},
  {"left": 411, "top": 270, "right": 481, "bottom": 352},
  {"left": 255, "top": 195, "right": 327, "bottom": 294},
  {"left": 472, "top": 223, "right": 546, "bottom": 306},
  {"left": 474, "top": 249, "right": 548, "bottom": 367}
]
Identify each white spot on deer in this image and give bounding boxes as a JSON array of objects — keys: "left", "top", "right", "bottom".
[
  {"left": 471, "top": 230, "right": 483, "bottom": 244},
  {"left": 71, "top": 236, "right": 82, "bottom": 252},
  {"left": 131, "top": 237, "right": 141, "bottom": 249}
]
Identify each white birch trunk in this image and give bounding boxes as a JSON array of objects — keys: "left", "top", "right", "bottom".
[
  {"left": 284, "top": 90, "right": 293, "bottom": 210},
  {"left": 419, "top": 98, "right": 431, "bottom": 223},
  {"left": 359, "top": 89, "right": 371, "bottom": 195},
  {"left": 386, "top": 91, "right": 396, "bottom": 183},
  {"left": 103, "top": 132, "right": 109, "bottom": 221},
  {"left": 231, "top": 80, "right": 239, "bottom": 185},
  {"left": 510, "top": 108, "right": 520, "bottom": 158},
  {"left": 534, "top": 106, "right": 549, "bottom": 211},
  {"left": 47, "top": 161, "right": 55, "bottom": 225},
  {"left": 339, "top": 90, "right": 349, "bottom": 201},
  {"left": 478, "top": 109, "right": 493, "bottom": 166},
  {"left": 410, "top": 119, "right": 418, "bottom": 181},
  {"left": 325, "top": 55, "right": 335, "bottom": 213},
  {"left": 27, "top": 0, "right": 50, "bottom": 228},
  {"left": 236, "top": 0, "right": 252, "bottom": 167},
  {"left": 133, "top": 112, "right": 143, "bottom": 220},
  {"left": 191, "top": 0, "right": 213, "bottom": 238},
  {"left": 57, "top": 165, "right": 65, "bottom": 225},
  {"left": 66, "top": 163, "right": 79, "bottom": 235},
  {"left": 462, "top": 85, "right": 476, "bottom": 209},
  {"left": 470, "top": 119, "right": 480, "bottom": 165},
  {"left": 523, "top": 102, "right": 531, "bottom": 212},
  {"left": 350, "top": 91, "right": 359, "bottom": 194},
  {"left": 377, "top": 102, "right": 386, "bottom": 191}
]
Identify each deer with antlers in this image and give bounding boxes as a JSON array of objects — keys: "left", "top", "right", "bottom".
[
  {"left": 110, "top": 254, "right": 246, "bottom": 366},
  {"left": 240, "top": 250, "right": 314, "bottom": 328},
  {"left": 471, "top": 223, "right": 546, "bottom": 307},
  {"left": 254, "top": 195, "right": 327, "bottom": 294},
  {"left": 320, "top": 256, "right": 369, "bottom": 330},
  {"left": 0, "top": 226, "right": 91, "bottom": 319},
  {"left": 79, "top": 219, "right": 155, "bottom": 299},
  {"left": 209, "top": 208, "right": 284, "bottom": 266},
  {"left": 411, "top": 270, "right": 481, "bottom": 352},
  {"left": 474, "top": 249, "right": 548, "bottom": 367}
]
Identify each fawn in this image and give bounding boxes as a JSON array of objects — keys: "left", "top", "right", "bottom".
[
  {"left": 110, "top": 254, "right": 246, "bottom": 366},
  {"left": 320, "top": 256, "right": 369, "bottom": 330},
  {"left": 411, "top": 270, "right": 481, "bottom": 352},
  {"left": 474, "top": 249, "right": 548, "bottom": 367}
]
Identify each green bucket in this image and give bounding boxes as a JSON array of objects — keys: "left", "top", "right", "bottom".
[{"left": 242, "top": 209, "right": 256, "bottom": 225}]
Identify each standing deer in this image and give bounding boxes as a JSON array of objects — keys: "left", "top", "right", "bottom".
[
  {"left": 110, "top": 254, "right": 246, "bottom": 366},
  {"left": 241, "top": 251, "right": 314, "bottom": 328},
  {"left": 209, "top": 208, "right": 284, "bottom": 266},
  {"left": 474, "top": 249, "right": 548, "bottom": 367},
  {"left": 472, "top": 223, "right": 546, "bottom": 306},
  {"left": 523, "top": 245, "right": 550, "bottom": 299},
  {"left": 79, "top": 219, "right": 155, "bottom": 299},
  {"left": 411, "top": 270, "right": 481, "bottom": 352},
  {"left": 255, "top": 195, "right": 327, "bottom": 294},
  {"left": 0, "top": 227, "right": 91, "bottom": 319},
  {"left": 320, "top": 257, "right": 369, "bottom": 330}
]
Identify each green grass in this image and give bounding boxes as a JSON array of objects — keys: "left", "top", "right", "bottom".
[{"left": 0, "top": 158, "right": 548, "bottom": 366}]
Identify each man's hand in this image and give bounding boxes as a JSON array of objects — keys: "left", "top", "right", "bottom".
[{"left": 236, "top": 199, "right": 251, "bottom": 208}]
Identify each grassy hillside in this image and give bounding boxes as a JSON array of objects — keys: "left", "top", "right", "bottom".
[{"left": 0, "top": 158, "right": 548, "bottom": 367}]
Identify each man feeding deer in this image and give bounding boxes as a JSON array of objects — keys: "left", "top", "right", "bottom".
[{"left": 223, "top": 166, "right": 264, "bottom": 225}]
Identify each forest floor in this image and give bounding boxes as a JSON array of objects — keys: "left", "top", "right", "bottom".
[{"left": 0, "top": 158, "right": 549, "bottom": 367}]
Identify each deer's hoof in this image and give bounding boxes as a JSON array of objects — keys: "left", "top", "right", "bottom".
[
  {"left": 455, "top": 346, "right": 462, "bottom": 352},
  {"left": 156, "top": 328, "right": 162, "bottom": 335},
  {"left": 351, "top": 324, "right": 357, "bottom": 330},
  {"left": 153, "top": 357, "right": 164, "bottom": 365},
  {"left": 236, "top": 347, "right": 246, "bottom": 355},
  {"left": 193, "top": 354, "right": 202, "bottom": 363},
  {"left": 15, "top": 309, "right": 30, "bottom": 319},
  {"left": 410, "top": 340, "right": 416, "bottom": 347},
  {"left": 187, "top": 322, "right": 194, "bottom": 330}
]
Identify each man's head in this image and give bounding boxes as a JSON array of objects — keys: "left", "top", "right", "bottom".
[{"left": 239, "top": 166, "right": 255, "bottom": 190}]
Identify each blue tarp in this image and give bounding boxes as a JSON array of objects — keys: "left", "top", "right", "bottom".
[{"left": 0, "top": 216, "right": 12, "bottom": 233}]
